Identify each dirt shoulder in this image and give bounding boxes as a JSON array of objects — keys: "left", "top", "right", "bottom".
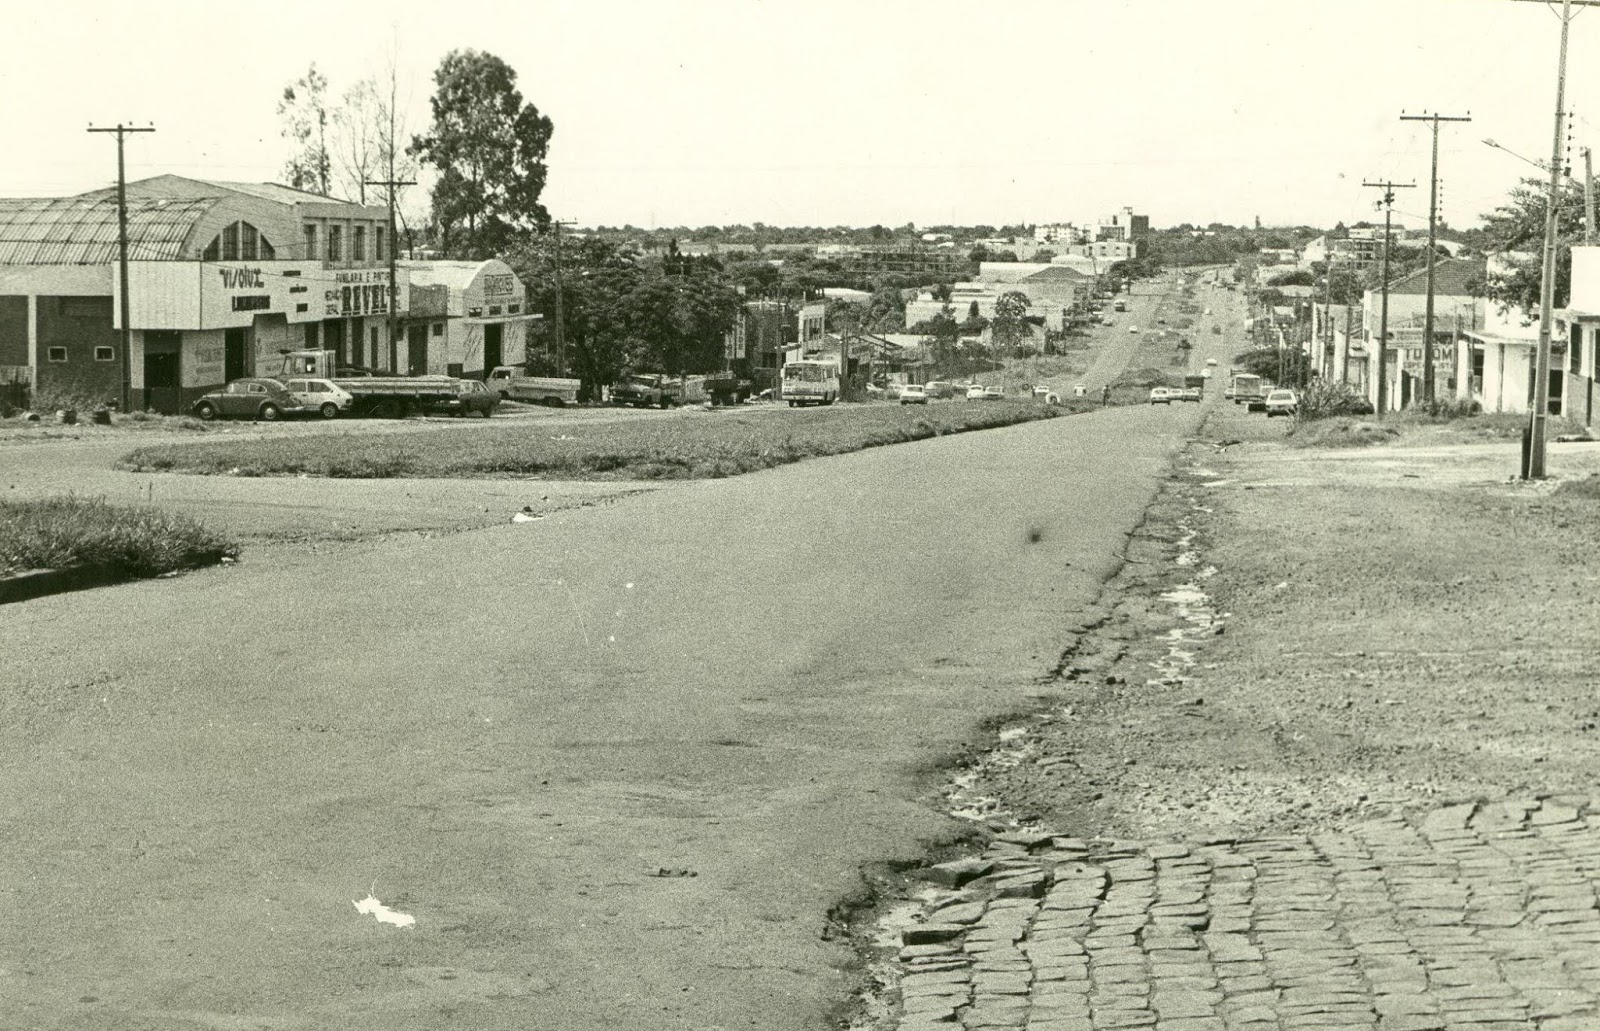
[{"left": 958, "top": 402, "right": 1600, "bottom": 844}]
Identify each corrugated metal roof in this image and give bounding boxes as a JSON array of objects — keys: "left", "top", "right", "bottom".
[
  {"left": 0, "top": 196, "right": 215, "bottom": 264},
  {"left": 398, "top": 259, "right": 495, "bottom": 292}
]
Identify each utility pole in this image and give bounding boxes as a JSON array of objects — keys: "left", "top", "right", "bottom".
[
  {"left": 1400, "top": 110, "right": 1471, "bottom": 406},
  {"left": 88, "top": 122, "right": 155, "bottom": 415},
  {"left": 1363, "top": 180, "right": 1415, "bottom": 416},
  {"left": 549, "top": 220, "right": 576, "bottom": 378},
  {"left": 1585, "top": 146, "right": 1596, "bottom": 245},
  {"left": 1509, "top": 0, "right": 1600, "bottom": 477},
  {"left": 364, "top": 176, "right": 415, "bottom": 374}
]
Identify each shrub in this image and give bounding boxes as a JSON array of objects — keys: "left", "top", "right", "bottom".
[
  {"left": 1294, "top": 380, "right": 1375, "bottom": 422},
  {"left": 0, "top": 496, "right": 237, "bottom": 578},
  {"left": 1555, "top": 474, "right": 1600, "bottom": 500}
]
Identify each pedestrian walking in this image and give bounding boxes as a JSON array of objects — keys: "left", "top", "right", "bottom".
[{"left": 1101, "top": 384, "right": 1111, "bottom": 407}]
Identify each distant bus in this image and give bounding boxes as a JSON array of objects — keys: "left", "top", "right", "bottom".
[
  {"left": 1227, "top": 372, "right": 1263, "bottom": 404},
  {"left": 781, "top": 359, "right": 840, "bottom": 407}
]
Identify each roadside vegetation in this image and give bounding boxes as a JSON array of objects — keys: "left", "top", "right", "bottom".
[
  {"left": 0, "top": 496, "right": 237, "bottom": 578},
  {"left": 118, "top": 402, "right": 1071, "bottom": 480}
]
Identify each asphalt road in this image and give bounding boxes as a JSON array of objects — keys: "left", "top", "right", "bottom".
[{"left": 1, "top": 323, "right": 1226, "bottom": 1031}]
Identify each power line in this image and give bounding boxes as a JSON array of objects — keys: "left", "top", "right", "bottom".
[{"left": 1400, "top": 110, "right": 1472, "bottom": 406}]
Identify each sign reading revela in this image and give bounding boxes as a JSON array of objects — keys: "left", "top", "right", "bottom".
[{"left": 326, "top": 269, "right": 395, "bottom": 318}]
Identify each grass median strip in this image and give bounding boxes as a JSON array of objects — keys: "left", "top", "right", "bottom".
[
  {"left": 1, "top": 496, "right": 238, "bottom": 579},
  {"left": 117, "top": 402, "right": 1073, "bottom": 480}
]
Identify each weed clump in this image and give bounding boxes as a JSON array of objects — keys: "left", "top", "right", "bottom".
[{"left": 0, "top": 496, "right": 237, "bottom": 578}]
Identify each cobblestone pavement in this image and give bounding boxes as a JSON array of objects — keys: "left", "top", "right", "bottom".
[{"left": 890, "top": 797, "right": 1600, "bottom": 1031}]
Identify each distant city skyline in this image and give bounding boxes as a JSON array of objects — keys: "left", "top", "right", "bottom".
[{"left": 1, "top": 0, "right": 1594, "bottom": 231}]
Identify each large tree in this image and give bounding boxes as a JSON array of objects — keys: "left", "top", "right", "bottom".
[
  {"left": 410, "top": 49, "right": 554, "bottom": 259},
  {"left": 277, "top": 64, "right": 331, "bottom": 195},
  {"left": 624, "top": 267, "right": 743, "bottom": 383},
  {"left": 1478, "top": 175, "right": 1587, "bottom": 314},
  {"left": 990, "top": 290, "right": 1032, "bottom": 355}
]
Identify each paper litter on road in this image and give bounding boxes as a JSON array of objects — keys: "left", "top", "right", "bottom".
[{"left": 353, "top": 895, "right": 415, "bottom": 928}]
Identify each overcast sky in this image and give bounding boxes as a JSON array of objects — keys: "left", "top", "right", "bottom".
[{"left": 2, "top": 0, "right": 1597, "bottom": 231}]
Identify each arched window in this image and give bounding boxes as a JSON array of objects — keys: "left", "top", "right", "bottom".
[{"left": 202, "top": 221, "right": 277, "bottom": 262}]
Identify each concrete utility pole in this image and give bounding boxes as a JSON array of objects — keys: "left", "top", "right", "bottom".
[
  {"left": 1400, "top": 110, "right": 1472, "bottom": 406},
  {"left": 364, "top": 176, "right": 415, "bottom": 373},
  {"left": 1586, "top": 147, "right": 1597, "bottom": 246},
  {"left": 1509, "top": 0, "right": 1600, "bottom": 478},
  {"left": 1363, "top": 179, "right": 1416, "bottom": 417},
  {"left": 88, "top": 122, "right": 154, "bottom": 414}
]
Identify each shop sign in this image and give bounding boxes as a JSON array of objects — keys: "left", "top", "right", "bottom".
[
  {"left": 122, "top": 260, "right": 327, "bottom": 330},
  {"left": 326, "top": 269, "right": 393, "bottom": 318}
]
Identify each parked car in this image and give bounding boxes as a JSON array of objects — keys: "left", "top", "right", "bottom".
[
  {"left": 1101, "top": 316, "right": 1115, "bottom": 326},
  {"left": 1265, "top": 389, "right": 1298, "bottom": 417},
  {"left": 283, "top": 377, "right": 354, "bottom": 419},
  {"left": 898, "top": 383, "right": 928, "bottom": 405},
  {"left": 1205, "top": 358, "right": 1219, "bottom": 366},
  {"left": 1177, "top": 388, "right": 1202, "bottom": 403},
  {"left": 982, "top": 386, "right": 1005, "bottom": 400},
  {"left": 866, "top": 382, "right": 886, "bottom": 398},
  {"left": 192, "top": 378, "right": 293, "bottom": 421},
  {"left": 1128, "top": 326, "right": 1140, "bottom": 334},
  {"left": 966, "top": 384, "right": 988, "bottom": 400},
  {"left": 428, "top": 378, "right": 498, "bottom": 417},
  {"left": 1031, "top": 384, "right": 1052, "bottom": 398},
  {"left": 925, "top": 381, "right": 954, "bottom": 399},
  {"left": 1148, "top": 387, "right": 1173, "bottom": 404}
]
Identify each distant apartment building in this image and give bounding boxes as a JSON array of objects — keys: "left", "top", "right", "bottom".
[
  {"left": 1096, "top": 207, "right": 1150, "bottom": 243},
  {"left": 1033, "top": 223, "right": 1089, "bottom": 245}
]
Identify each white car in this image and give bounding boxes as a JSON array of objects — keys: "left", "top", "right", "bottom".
[
  {"left": 898, "top": 384, "right": 928, "bottom": 405},
  {"left": 966, "top": 384, "right": 987, "bottom": 400},
  {"left": 1205, "top": 358, "right": 1219, "bottom": 367},
  {"left": 283, "top": 377, "right": 354, "bottom": 419},
  {"left": 1031, "top": 385, "right": 1052, "bottom": 398},
  {"left": 1148, "top": 387, "right": 1173, "bottom": 405},
  {"left": 1129, "top": 326, "right": 1140, "bottom": 334},
  {"left": 1264, "top": 389, "right": 1298, "bottom": 417}
]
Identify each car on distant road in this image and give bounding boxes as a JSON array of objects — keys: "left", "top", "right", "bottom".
[
  {"left": 1032, "top": 384, "right": 1052, "bottom": 398},
  {"left": 192, "top": 378, "right": 293, "bottom": 422},
  {"left": 898, "top": 383, "right": 928, "bottom": 405},
  {"left": 925, "top": 381, "right": 954, "bottom": 399},
  {"left": 1148, "top": 387, "right": 1173, "bottom": 405},
  {"left": 1205, "top": 358, "right": 1219, "bottom": 366},
  {"left": 1177, "top": 388, "right": 1202, "bottom": 403},
  {"left": 428, "top": 378, "right": 498, "bottom": 417},
  {"left": 982, "top": 386, "right": 1005, "bottom": 400},
  {"left": 966, "top": 384, "right": 987, "bottom": 400},
  {"left": 1264, "top": 389, "right": 1298, "bottom": 417},
  {"left": 1128, "top": 326, "right": 1140, "bottom": 334}
]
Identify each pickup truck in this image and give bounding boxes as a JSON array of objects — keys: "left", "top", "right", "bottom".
[
  {"left": 611, "top": 374, "right": 679, "bottom": 409},
  {"left": 487, "top": 366, "right": 581, "bottom": 406}
]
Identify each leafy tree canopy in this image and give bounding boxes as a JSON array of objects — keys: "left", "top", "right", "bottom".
[{"left": 411, "top": 49, "right": 554, "bottom": 260}]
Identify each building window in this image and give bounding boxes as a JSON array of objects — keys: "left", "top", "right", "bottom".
[
  {"left": 370, "top": 326, "right": 378, "bottom": 353},
  {"left": 375, "top": 226, "right": 386, "bottom": 261},
  {"left": 328, "top": 225, "right": 343, "bottom": 263},
  {"left": 47, "top": 346, "right": 67, "bottom": 362},
  {"left": 203, "top": 221, "right": 276, "bottom": 262},
  {"left": 432, "top": 322, "right": 444, "bottom": 337},
  {"left": 304, "top": 224, "right": 317, "bottom": 261},
  {"left": 354, "top": 225, "right": 366, "bottom": 262},
  {"left": 95, "top": 346, "right": 115, "bottom": 361}
]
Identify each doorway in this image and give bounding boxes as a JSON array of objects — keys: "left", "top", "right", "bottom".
[
  {"left": 144, "top": 330, "right": 181, "bottom": 414},
  {"left": 483, "top": 323, "right": 503, "bottom": 377},
  {"left": 224, "top": 327, "right": 248, "bottom": 382},
  {"left": 407, "top": 324, "right": 428, "bottom": 375}
]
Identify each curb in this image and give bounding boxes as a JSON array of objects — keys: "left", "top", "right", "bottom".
[{"left": 0, "top": 565, "right": 140, "bottom": 605}]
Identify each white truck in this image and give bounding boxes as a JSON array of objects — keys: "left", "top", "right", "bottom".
[
  {"left": 269, "top": 349, "right": 467, "bottom": 417},
  {"left": 487, "top": 366, "right": 582, "bottom": 407}
]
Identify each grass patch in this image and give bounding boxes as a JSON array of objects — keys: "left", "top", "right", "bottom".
[
  {"left": 119, "top": 402, "right": 1071, "bottom": 480},
  {"left": 0, "top": 496, "right": 238, "bottom": 578},
  {"left": 1555, "top": 473, "right": 1600, "bottom": 500}
]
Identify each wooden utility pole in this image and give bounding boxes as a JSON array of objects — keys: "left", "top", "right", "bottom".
[
  {"left": 88, "top": 123, "right": 155, "bottom": 414},
  {"left": 364, "top": 176, "right": 415, "bottom": 373},
  {"left": 1508, "top": 0, "right": 1600, "bottom": 477},
  {"left": 1363, "top": 179, "right": 1416, "bottom": 416},
  {"left": 1401, "top": 110, "right": 1472, "bottom": 406},
  {"left": 549, "top": 220, "right": 576, "bottom": 378}
]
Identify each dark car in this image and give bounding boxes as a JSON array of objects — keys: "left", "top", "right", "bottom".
[
  {"left": 192, "top": 378, "right": 293, "bottom": 421},
  {"left": 429, "top": 378, "right": 497, "bottom": 417}
]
